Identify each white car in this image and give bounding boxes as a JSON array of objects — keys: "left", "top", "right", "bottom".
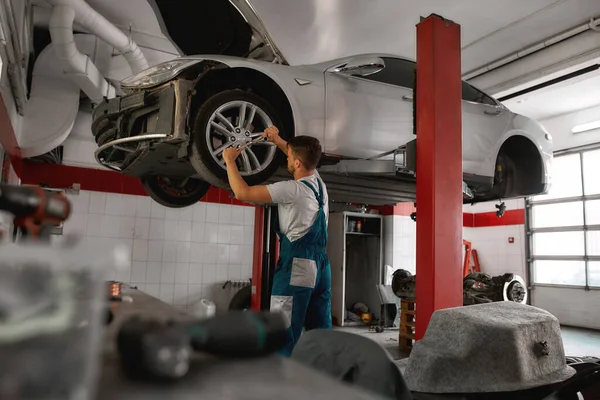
[{"left": 91, "top": 0, "right": 552, "bottom": 207}]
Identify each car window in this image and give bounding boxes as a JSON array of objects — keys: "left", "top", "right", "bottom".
[
  {"left": 462, "top": 82, "right": 497, "bottom": 106},
  {"left": 355, "top": 57, "right": 415, "bottom": 89}
]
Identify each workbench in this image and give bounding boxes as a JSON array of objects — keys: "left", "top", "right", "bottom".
[{"left": 98, "top": 287, "right": 387, "bottom": 399}]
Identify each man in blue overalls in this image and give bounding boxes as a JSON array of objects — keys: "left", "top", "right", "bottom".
[{"left": 223, "top": 126, "right": 332, "bottom": 356}]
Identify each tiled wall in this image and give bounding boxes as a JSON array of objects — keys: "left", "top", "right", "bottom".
[{"left": 62, "top": 190, "right": 255, "bottom": 311}]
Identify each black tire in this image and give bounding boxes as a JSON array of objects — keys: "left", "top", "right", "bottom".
[
  {"left": 229, "top": 285, "right": 252, "bottom": 311},
  {"left": 189, "top": 90, "right": 287, "bottom": 189},
  {"left": 141, "top": 175, "right": 210, "bottom": 208}
]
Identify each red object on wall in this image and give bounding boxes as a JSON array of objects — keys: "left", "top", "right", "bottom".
[
  {"left": 472, "top": 209, "right": 524, "bottom": 227},
  {"left": 508, "top": 237, "right": 515, "bottom": 244},
  {"left": 415, "top": 15, "right": 464, "bottom": 340},
  {"left": 251, "top": 207, "right": 265, "bottom": 311}
]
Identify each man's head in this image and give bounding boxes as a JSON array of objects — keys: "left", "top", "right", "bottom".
[{"left": 286, "top": 136, "right": 322, "bottom": 176}]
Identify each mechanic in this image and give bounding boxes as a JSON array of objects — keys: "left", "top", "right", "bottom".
[{"left": 222, "top": 126, "right": 331, "bottom": 356}]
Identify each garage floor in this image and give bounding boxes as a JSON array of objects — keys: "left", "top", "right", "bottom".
[{"left": 337, "top": 326, "right": 600, "bottom": 360}]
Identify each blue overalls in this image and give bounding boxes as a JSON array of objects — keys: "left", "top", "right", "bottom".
[{"left": 270, "top": 179, "right": 332, "bottom": 356}]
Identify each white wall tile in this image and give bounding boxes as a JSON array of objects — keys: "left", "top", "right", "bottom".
[
  {"left": 243, "top": 207, "right": 255, "bottom": 226},
  {"left": 132, "top": 283, "right": 146, "bottom": 292},
  {"left": 187, "top": 285, "right": 203, "bottom": 306},
  {"left": 69, "top": 191, "right": 90, "bottom": 214},
  {"left": 132, "top": 239, "right": 148, "bottom": 261},
  {"left": 193, "top": 203, "right": 206, "bottom": 222},
  {"left": 86, "top": 214, "right": 103, "bottom": 237},
  {"left": 190, "top": 243, "right": 205, "bottom": 263},
  {"left": 203, "top": 264, "right": 216, "bottom": 284},
  {"left": 228, "top": 265, "right": 242, "bottom": 280},
  {"left": 217, "top": 224, "right": 231, "bottom": 244},
  {"left": 101, "top": 215, "right": 121, "bottom": 238},
  {"left": 173, "top": 284, "right": 188, "bottom": 306},
  {"left": 218, "top": 204, "right": 232, "bottom": 224},
  {"left": 162, "top": 241, "right": 177, "bottom": 262},
  {"left": 177, "top": 242, "right": 191, "bottom": 263},
  {"left": 231, "top": 206, "right": 244, "bottom": 225},
  {"left": 229, "top": 245, "right": 242, "bottom": 265},
  {"left": 179, "top": 206, "right": 193, "bottom": 222},
  {"left": 160, "top": 263, "right": 176, "bottom": 283},
  {"left": 145, "top": 283, "right": 160, "bottom": 298},
  {"left": 241, "top": 245, "right": 253, "bottom": 263},
  {"left": 230, "top": 225, "right": 244, "bottom": 245},
  {"left": 178, "top": 221, "right": 192, "bottom": 242},
  {"left": 215, "top": 265, "right": 229, "bottom": 282},
  {"left": 203, "top": 245, "right": 218, "bottom": 264},
  {"left": 115, "top": 263, "right": 131, "bottom": 282},
  {"left": 134, "top": 217, "right": 150, "bottom": 239},
  {"left": 146, "top": 262, "right": 161, "bottom": 283},
  {"left": 89, "top": 192, "right": 107, "bottom": 214},
  {"left": 105, "top": 194, "right": 122, "bottom": 216},
  {"left": 136, "top": 196, "right": 152, "bottom": 218},
  {"left": 147, "top": 240, "right": 164, "bottom": 262},
  {"left": 151, "top": 201, "right": 166, "bottom": 219},
  {"left": 192, "top": 222, "right": 205, "bottom": 243},
  {"left": 119, "top": 216, "right": 135, "bottom": 239},
  {"left": 165, "top": 207, "right": 179, "bottom": 220},
  {"left": 175, "top": 263, "right": 190, "bottom": 283},
  {"left": 164, "top": 219, "right": 178, "bottom": 241},
  {"left": 243, "top": 226, "right": 254, "bottom": 245},
  {"left": 131, "top": 261, "right": 147, "bottom": 282},
  {"left": 241, "top": 264, "right": 252, "bottom": 280},
  {"left": 189, "top": 263, "right": 203, "bottom": 284},
  {"left": 201, "top": 284, "right": 214, "bottom": 301},
  {"left": 206, "top": 227, "right": 219, "bottom": 244},
  {"left": 66, "top": 213, "right": 88, "bottom": 235},
  {"left": 206, "top": 204, "right": 219, "bottom": 223},
  {"left": 159, "top": 284, "right": 174, "bottom": 303},
  {"left": 120, "top": 195, "right": 137, "bottom": 216},
  {"left": 149, "top": 219, "right": 164, "bottom": 240},
  {"left": 217, "top": 244, "right": 230, "bottom": 265}
]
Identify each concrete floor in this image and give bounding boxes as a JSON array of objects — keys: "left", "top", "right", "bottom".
[{"left": 336, "top": 325, "right": 600, "bottom": 360}]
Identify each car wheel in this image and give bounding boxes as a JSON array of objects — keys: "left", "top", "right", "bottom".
[
  {"left": 189, "top": 90, "right": 286, "bottom": 189},
  {"left": 229, "top": 285, "right": 252, "bottom": 311},
  {"left": 141, "top": 175, "right": 210, "bottom": 208}
]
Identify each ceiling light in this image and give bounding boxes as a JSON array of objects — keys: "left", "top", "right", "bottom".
[{"left": 572, "top": 120, "right": 600, "bottom": 134}]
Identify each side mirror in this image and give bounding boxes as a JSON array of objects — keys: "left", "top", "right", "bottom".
[{"left": 333, "top": 56, "right": 385, "bottom": 77}]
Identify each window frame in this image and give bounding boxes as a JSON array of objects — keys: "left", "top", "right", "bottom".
[
  {"left": 350, "top": 56, "right": 416, "bottom": 89},
  {"left": 526, "top": 146, "right": 600, "bottom": 290}
]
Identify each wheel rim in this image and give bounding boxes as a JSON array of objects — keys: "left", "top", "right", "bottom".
[{"left": 205, "top": 100, "right": 277, "bottom": 176}]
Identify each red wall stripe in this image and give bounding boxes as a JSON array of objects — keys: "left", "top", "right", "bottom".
[
  {"left": 20, "top": 162, "right": 253, "bottom": 207},
  {"left": 470, "top": 209, "right": 524, "bottom": 227}
]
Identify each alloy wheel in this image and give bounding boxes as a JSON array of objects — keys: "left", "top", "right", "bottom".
[{"left": 205, "top": 100, "right": 277, "bottom": 176}]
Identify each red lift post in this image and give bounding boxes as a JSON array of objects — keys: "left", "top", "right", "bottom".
[{"left": 415, "top": 15, "right": 464, "bottom": 339}]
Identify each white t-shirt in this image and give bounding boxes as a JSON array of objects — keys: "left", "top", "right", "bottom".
[{"left": 266, "top": 171, "right": 329, "bottom": 242}]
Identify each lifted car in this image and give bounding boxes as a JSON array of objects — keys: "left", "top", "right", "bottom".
[{"left": 91, "top": 0, "right": 552, "bottom": 207}]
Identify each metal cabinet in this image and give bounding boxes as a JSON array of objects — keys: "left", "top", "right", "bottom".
[{"left": 327, "top": 212, "right": 383, "bottom": 326}]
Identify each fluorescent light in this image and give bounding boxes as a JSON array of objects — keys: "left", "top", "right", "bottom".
[{"left": 572, "top": 120, "right": 600, "bottom": 134}]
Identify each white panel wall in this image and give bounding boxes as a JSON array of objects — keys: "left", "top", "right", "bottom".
[
  {"left": 532, "top": 287, "right": 600, "bottom": 330},
  {"left": 463, "top": 225, "right": 527, "bottom": 279},
  {"left": 62, "top": 190, "right": 255, "bottom": 311}
]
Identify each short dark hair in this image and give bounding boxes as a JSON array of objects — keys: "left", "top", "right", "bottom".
[{"left": 287, "top": 136, "right": 322, "bottom": 170}]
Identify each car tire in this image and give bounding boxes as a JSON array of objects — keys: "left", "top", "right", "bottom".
[
  {"left": 141, "top": 175, "right": 210, "bottom": 208},
  {"left": 229, "top": 285, "right": 252, "bottom": 311},
  {"left": 189, "top": 90, "right": 287, "bottom": 189}
]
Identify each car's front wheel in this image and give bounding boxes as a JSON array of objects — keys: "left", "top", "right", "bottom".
[
  {"left": 189, "top": 90, "right": 286, "bottom": 189},
  {"left": 141, "top": 175, "right": 210, "bottom": 208}
]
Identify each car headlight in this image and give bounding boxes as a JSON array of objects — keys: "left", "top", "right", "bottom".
[{"left": 121, "top": 59, "right": 201, "bottom": 89}]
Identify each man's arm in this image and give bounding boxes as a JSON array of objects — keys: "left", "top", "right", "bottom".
[
  {"left": 223, "top": 148, "right": 272, "bottom": 203},
  {"left": 264, "top": 126, "right": 287, "bottom": 154}
]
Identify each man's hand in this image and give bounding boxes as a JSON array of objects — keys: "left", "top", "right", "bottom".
[
  {"left": 223, "top": 147, "right": 243, "bottom": 165},
  {"left": 264, "top": 126, "right": 279, "bottom": 143}
]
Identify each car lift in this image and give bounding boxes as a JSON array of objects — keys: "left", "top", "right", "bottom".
[{"left": 251, "top": 15, "right": 465, "bottom": 339}]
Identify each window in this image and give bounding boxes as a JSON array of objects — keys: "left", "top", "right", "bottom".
[
  {"left": 462, "top": 82, "right": 497, "bottom": 106},
  {"left": 357, "top": 57, "right": 415, "bottom": 89},
  {"left": 528, "top": 147, "right": 600, "bottom": 288}
]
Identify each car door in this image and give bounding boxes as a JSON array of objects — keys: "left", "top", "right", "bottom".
[
  {"left": 461, "top": 82, "right": 512, "bottom": 175},
  {"left": 324, "top": 57, "right": 415, "bottom": 159}
]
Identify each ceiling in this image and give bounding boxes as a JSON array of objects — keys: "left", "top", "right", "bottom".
[
  {"left": 248, "top": 0, "right": 600, "bottom": 71},
  {"left": 503, "top": 70, "right": 600, "bottom": 121}
]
